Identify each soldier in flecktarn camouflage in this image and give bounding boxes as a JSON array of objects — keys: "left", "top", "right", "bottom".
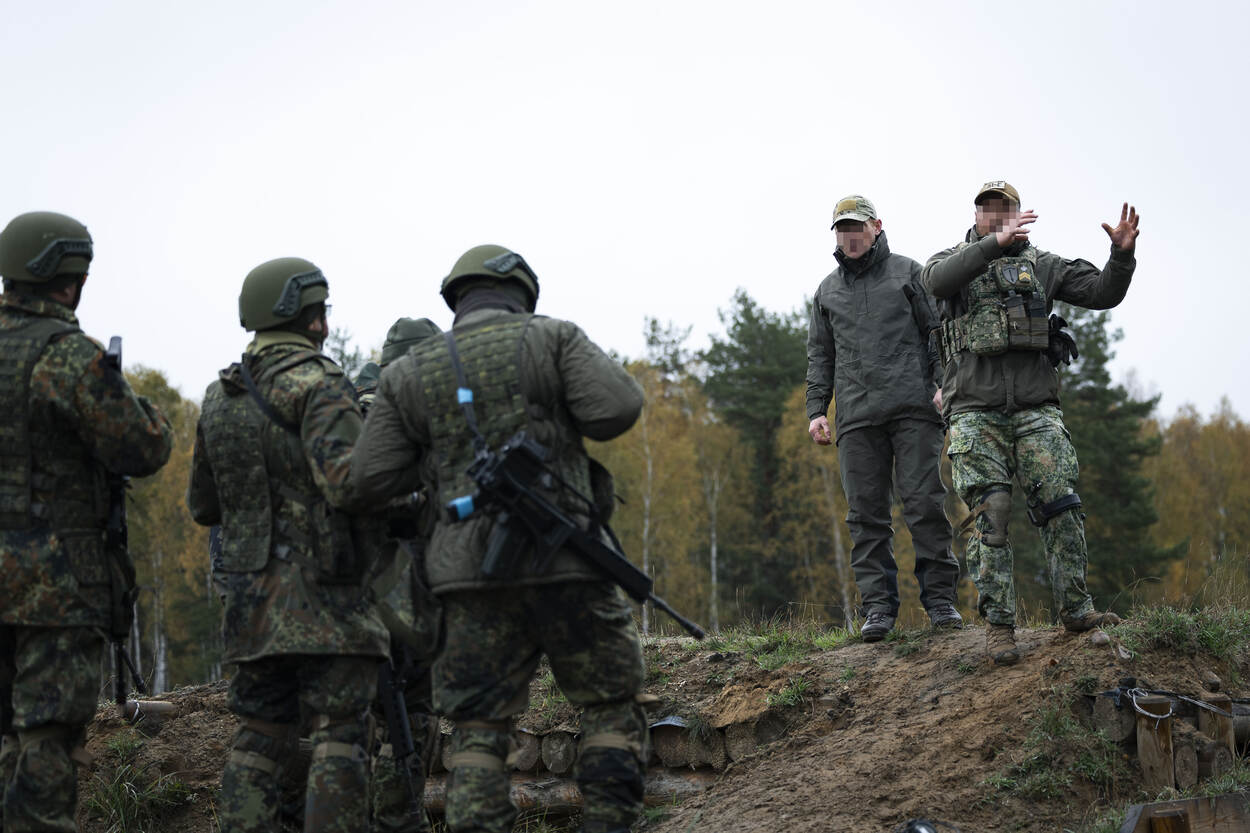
[
  {"left": 351, "top": 246, "right": 647, "bottom": 833},
  {"left": 0, "top": 211, "right": 173, "bottom": 832},
  {"left": 186, "top": 258, "right": 389, "bottom": 833},
  {"left": 923, "top": 182, "right": 1141, "bottom": 666},
  {"left": 355, "top": 316, "right": 443, "bottom": 833}
]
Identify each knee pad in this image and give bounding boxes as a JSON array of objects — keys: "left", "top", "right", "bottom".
[
  {"left": 16, "top": 724, "right": 92, "bottom": 768},
  {"left": 308, "top": 713, "right": 368, "bottom": 765},
  {"left": 231, "top": 718, "right": 298, "bottom": 775},
  {"left": 965, "top": 488, "right": 1011, "bottom": 547},
  {"left": 580, "top": 699, "right": 647, "bottom": 765},
  {"left": 1027, "top": 484, "right": 1083, "bottom": 528},
  {"left": 447, "top": 722, "right": 509, "bottom": 772}
]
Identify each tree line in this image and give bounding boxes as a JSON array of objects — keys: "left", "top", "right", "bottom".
[{"left": 122, "top": 290, "right": 1250, "bottom": 689}]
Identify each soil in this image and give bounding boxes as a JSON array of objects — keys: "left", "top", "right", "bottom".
[{"left": 73, "top": 626, "right": 1249, "bottom": 833}]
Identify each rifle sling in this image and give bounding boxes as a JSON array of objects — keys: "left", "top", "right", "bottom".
[
  {"left": 238, "top": 358, "right": 301, "bottom": 437},
  {"left": 442, "top": 331, "right": 488, "bottom": 454}
]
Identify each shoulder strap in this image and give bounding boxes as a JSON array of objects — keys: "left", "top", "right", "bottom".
[
  {"left": 237, "top": 357, "right": 300, "bottom": 437},
  {"left": 443, "top": 330, "right": 489, "bottom": 455}
]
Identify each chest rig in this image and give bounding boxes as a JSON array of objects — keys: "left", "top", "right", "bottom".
[
  {"left": 414, "top": 315, "right": 592, "bottom": 520},
  {"left": 939, "top": 247, "right": 1048, "bottom": 361},
  {"left": 0, "top": 316, "right": 99, "bottom": 531}
]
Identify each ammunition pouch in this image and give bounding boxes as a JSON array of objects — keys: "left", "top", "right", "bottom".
[{"left": 941, "top": 252, "right": 1048, "bottom": 359}]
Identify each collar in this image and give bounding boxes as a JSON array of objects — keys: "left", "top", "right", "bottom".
[
  {"left": 836, "top": 231, "right": 891, "bottom": 277},
  {"left": 246, "top": 329, "right": 319, "bottom": 355},
  {"left": 0, "top": 291, "right": 79, "bottom": 325}
]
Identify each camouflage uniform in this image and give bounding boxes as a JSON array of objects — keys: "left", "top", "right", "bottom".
[
  {"left": 354, "top": 316, "right": 444, "bottom": 833},
  {"left": 924, "top": 202, "right": 1135, "bottom": 627},
  {"left": 351, "top": 246, "right": 647, "bottom": 833},
  {"left": 0, "top": 291, "right": 172, "bottom": 833},
  {"left": 188, "top": 327, "right": 389, "bottom": 833}
]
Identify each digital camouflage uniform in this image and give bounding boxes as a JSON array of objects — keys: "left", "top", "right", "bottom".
[
  {"left": 923, "top": 222, "right": 1135, "bottom": 627},
  {"left": 0, "top": 240, "right": 173, "bottom": 830},
  {"left": 351, "top": 246, "right": 647, "bottom": 833},
  {"left": 356, "top": 315, "right": 443, "bottom": 833},
  {"left": 187, "top": 260, "right": 389, "bottom": 833},
  {"left": 806, "top": 226, "right": 959, "bottom": 620}
]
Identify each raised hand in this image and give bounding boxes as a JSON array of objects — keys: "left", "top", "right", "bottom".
[
  {"left": 1101, "top": 203, "right": 1140, "bottom": 251},
  {"left": 994, "top": 210, "right": 1038, "bottom": 249}
]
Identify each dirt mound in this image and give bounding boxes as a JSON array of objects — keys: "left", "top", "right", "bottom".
[{"left": 73, "top": 624, "right": 1249, "bottom": 832}]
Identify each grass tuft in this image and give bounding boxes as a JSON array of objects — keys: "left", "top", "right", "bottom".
[
  {"left": 1109, "top": 604, "right": 1250, "bottom": 667},
  {"left": 766, "top": 675, "right": 812, "bottom": 708},
  {"left": 85, "top": 728, "right": 192, "bottom": 833}
]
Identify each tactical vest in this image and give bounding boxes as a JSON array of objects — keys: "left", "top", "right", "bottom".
[
  {"left": 413, "top": 315, "right": 593, "bottom": 521},
  {"left": 0, "top": 317, "right": 103, "bottom": 531},
  {"left": 200, "top": 351, "right": 360, "bottom": 582},
  {"left": 939, "top": 247, "right": 1049, "bottom": 361}
]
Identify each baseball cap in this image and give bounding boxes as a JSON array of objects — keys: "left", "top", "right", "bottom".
[
  {"left": 974, "top": 181, "right": 1021, "bottom": 205},
  {"left": 831, "top": 195, "right": 877, "bottom": 229}
]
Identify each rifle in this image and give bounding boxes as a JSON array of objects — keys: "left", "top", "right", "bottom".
[
  {"left": 377, "top": 647, "right": 420, "bottom": 818},
  {"left": 102, "top": 337, "right": 146, "bottom": 715},
  {"left": 446, "top": 431, "right": 706, "bottom": 640}
]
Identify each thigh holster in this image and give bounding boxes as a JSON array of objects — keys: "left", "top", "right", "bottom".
[{"left": 1027, "top": 487, "right": 1083, "bottom": 528}]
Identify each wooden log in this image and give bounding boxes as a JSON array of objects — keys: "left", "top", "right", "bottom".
[
  {"left": 541, "top": 731, "right": 577, "bottom": 775},
  {"left": 1093, "top": 695, "right": 1137, "bottom": 744},
  {"left": 1118, "top": 792, "right": 1250, "bottom": 833},
  {"left": 1147, "top": 807, "right": 1191, "bottom": 833},
  {"left": 1169, "top": 723, "right": 1199, "bottom": 791},
  {"left": 1197, "top": 694, "right": 1235, "bottom": 757},
  {"left": 509, "top": 729, "right": 541, "bottom": 772},
  {"left": 1198, "top": 738, "right": 1234, "bottom": 781},
  {"left": 1235, "top": 715, "right": 1250, "bottom": 752},
  {"left": 1135, "top": 695, "right": 1175, "bottom": 791}
]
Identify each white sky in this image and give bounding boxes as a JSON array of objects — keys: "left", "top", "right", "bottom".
[{"left": 3, "top": 0, "right": 1245, "bottom": 420}]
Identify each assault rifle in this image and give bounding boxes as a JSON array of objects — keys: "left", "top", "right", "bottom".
[
  {"left": 103, "top": 337, "right": 146, "bottom": 714},
  {"left": 377, "top": 647, "right": 421, "bottom": 818},
  {"left": 445, "top": 432, "right": 706, "bottom": 640}
]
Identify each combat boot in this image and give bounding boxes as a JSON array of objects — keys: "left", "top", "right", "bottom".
[
  {"left": 926, "top": 603, "right": 963, "bottom": 629},
  {"left": 1062, "top": 611, "right": 1123, "bottom": 632},
  {"left": 986, "top": 624, "right": 1019, "bottom": 666},
  {"left": 859, "top": 610, "right": 896, "bottom": 643}
]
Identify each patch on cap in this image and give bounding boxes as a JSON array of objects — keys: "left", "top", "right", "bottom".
[
  {"left": 831, "top": 194, "right": 878, "bottom": 229},
  {"left": 975, "top": 180, "right": 1021, "bottom": 205}
]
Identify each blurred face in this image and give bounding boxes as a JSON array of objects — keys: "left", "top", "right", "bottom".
[
  {"left": 834, "top": 218, "right": 882, "bottom": 260},
  {"left": 975, "top": 196, "right": 1019, "bottom": 236}
]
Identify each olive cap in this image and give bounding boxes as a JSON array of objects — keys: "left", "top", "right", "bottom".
[
  {"left": 380, "top": 317, "right": 442, "bottom": 366},
  {"left": 238, "top": 256, "right": 328, "bottom": 331},
  {"left": 0, "top": 211, "right": 93, "bottom": 282},
  {"left": 831, "top": 195, "right": 877, "bottom": 229},
  {"left": 439, "top": 244, "right": 539, "bottom": 312},
  {"left": 975, "top": 180, "right": 1021, "bottom": 205}
]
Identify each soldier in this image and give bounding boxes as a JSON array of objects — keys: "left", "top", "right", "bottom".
[
  {"left": 186, "top": 257, "right": 389, "bottom": 832},
  {"left": 357, "top": 316, "right": 443, "bottom": 833},
  {"left": 0, "top": 211, "right": 173, "bottom": 832},
  {"left": 351, "top": 245, "right": 647, "bottom": 833},
  {"left": 806, "top": 195, "right": 962, "bottom": 641},
  {"left": 923, "top": 181, "right": 1140, "bottom": 665}
]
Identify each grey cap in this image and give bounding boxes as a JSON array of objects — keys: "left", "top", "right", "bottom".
[
  {"left": 380, "top": 317, "right": 442, "bottom": 366},
  {"left": 831, "top": 194, "right": 877, "bottom": 229}
]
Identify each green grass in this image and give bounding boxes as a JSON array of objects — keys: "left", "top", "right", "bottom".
[
  {"left": 700, "top": 618, "right": 853, "bottom": 671},
  {"left": 981, "top": 686, "right": 1130, "bottom": 802},
  {"left": 1108, "top": 604, "right": 1250, "bottom": 667},
  {"left": 766, "top": 675, "right": 812, "bottom": 708},
  {"left": 533, "top": 668, "right": 568, "bottom": 723},
  {"left": 885, "top": 628, "right": 925, "bottom": 657},
  {"left": 955, "top": 658, "right": 978, "bottom": 675},
  {"left": 85, "top": 728, "right": 192, "bottom": 833},
  {"left": 838, "top": 666, "right": 856, "bottom": 682}
]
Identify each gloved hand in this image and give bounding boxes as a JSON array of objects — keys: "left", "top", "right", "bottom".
[{"left": 1047, "top": 314, "right": 1079, "bottom": 367}]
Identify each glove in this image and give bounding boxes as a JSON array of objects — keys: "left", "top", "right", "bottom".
[{"left": 1046, "top": 315, "right": 1079, "bottom": 367}]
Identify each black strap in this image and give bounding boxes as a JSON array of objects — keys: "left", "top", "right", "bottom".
[
  {"left": 238, "top": 357, "right": 300, "bottom": 437},
  {"left": 1027, "top": 493, "right": 1082, "bottom": 527},
  {"left": 443, "top": 331, "right": 488, "bottom": 455}
]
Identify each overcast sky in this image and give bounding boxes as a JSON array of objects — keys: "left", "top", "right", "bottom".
[{"left": 3, "top": 0, "right": 1245, "bottom": 420}]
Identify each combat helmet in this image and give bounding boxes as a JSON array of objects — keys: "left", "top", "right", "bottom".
[
  {"left": 439, "top": 244, "right": 539, "bottom": 312},
  {"left": 0, "top": 211, "right": 93, "bottom": 282},
  {"left": 239, "top": 257, "right": 328, "bottom": 331}
]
